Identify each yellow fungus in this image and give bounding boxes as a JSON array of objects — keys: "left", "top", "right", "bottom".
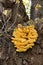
[{"left": 11, "top": 24, "right": 38, "bottom": 52}]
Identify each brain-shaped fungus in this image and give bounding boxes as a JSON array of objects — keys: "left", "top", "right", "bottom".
[{"left": 11, "top": 24, "right": 38, "bottom": 52}]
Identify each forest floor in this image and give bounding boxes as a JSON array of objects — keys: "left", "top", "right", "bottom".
[{"left": 0, "top": 0, "right": 43, "bottom": 65}]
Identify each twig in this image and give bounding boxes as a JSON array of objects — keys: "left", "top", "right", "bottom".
[
  {"left": 7, "top": 3, "right": 20, "bottom": 31},
  {"left": 4, "top": 14, "right": 11, "bottom": 32},
  {"left": 1, "top": 14, "right": 11, "bottom": 31},
  {"left": 2, "top": 13, "right": 6, "bottom": 23}
]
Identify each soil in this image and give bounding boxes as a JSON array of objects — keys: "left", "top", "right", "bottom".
[{"left": 0, "top": 0, "right": 43, "bottom": 65}]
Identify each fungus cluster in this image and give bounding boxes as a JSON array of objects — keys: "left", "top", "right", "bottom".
[{"left": 11, "top": 24, "right": 38, "bottom": 52}]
